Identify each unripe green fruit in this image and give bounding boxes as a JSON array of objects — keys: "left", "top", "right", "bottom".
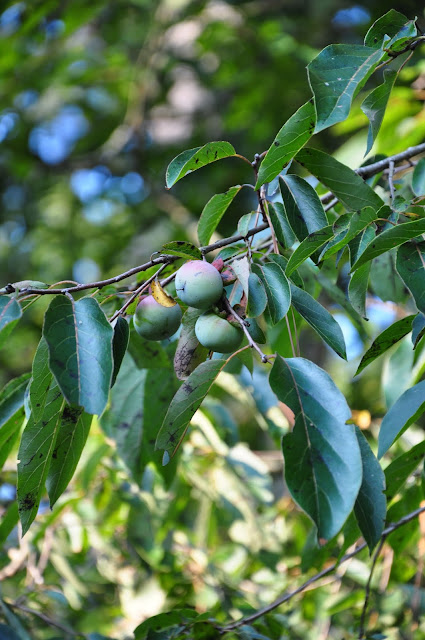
[
  {"left": 133, "top": 295, "right": 182, "bottom": 341},
  {"left": 175, "top": 260, "right": 223, "bottom": 309},
  {"left": 195, "top": 312, "right": 243, "bottom": 353}
]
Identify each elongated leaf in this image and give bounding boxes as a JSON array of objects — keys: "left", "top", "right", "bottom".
[
  {"left": 0, "top": 373, "right": 30, "bottom": 428},
  {"left": 296, "top": 148, "right": 383, "bottom": 211},
  {"left": 174, "top": 308, "right": 208, "bottom": 380},
  {"left": 412, "top": 313, "right": 425, "bottom": 348},
  {"left": 412, "top": 158, "right": 425, "bottom": 197},
  {"left": 348, "top": 262, "right": 370, "bottom": 319},
  {"left": 308, "top": 44, "right": 383, "bottom": 133},
  {"left": 349, "top": 224, "right": 376, "bottom": 266},
  {"left": 378, "top": 379, "right": 425, "bottom": 458},
  {"left": 353, "top": 427, "right": 386, "bottom": 552},
  {"left": 198, "top": 185, "right": 242, "bottom": 245},
  {"left": 279, "top": 175, "right": 328, "bottom": 241},
  {"left": 323, "top": 207, "right": 377, "bottom": 258},
  {"left": 385, "top": 440, "right": 425, "bottom": 502},
  {"left": 231, "top": 256, "right": 250, "bottom": 299},
  {"left": 255, "top": 101, "right": 315, "bottom": 188},
  {"left": 43, "top": 296, "right": 113, "bottom": 415},
  {"left": 365, "top": 10, "right": 416, "bottom": 49},
  {"left": 290, "top": 284, "right": 347, "bottom": 359},
  {"left": 352, "top": 220, "right": 425, "bottom": 270},
  {"left": 17, "top": 381, "right": 64, "bottom": 534},
  {"left": 29, "top": 337, "right": 53, "bottom": 421},
  {"left": 46, "top": 407, "right": 92, "bottom": 507},
  {"left": 0, "top": 502, "right": 19, "bottom": 546},
  {"left": 246, "top": 272, "right": 267, "bottom": 318},
  {"left": 111, "top": 316, "right": 129, "bottom": 386},
  {"left": 396, "top": 241, "right": 425, "bottom": 314},
  {"left": 355, "top": 315, "right": 416, "bottom": 375},
  {"left": 162, "top": 241, "right": 202, "bottom": 260},
  {"left": 166, "top": 141, "right": 235, "bottom": 188},
  {"left": 0, "top": 297, "right": 22, "bottom": 348},
  {"left": 370, "top": 250, "right": 405, "bottom": 303},
  {"left": 268, "top": 201, "right": 296, "bottom": 248},
  {"left": 285, "top": 226, "right": 334, "bottom": 276},
  {"left": 361, "top": 67, "right": 398, "bottom": 155},
  {"left": 156, "top": 358, "right": 228, "bottom": 461},
  {"left": 253, "top": 262, "right": 291, "bottom": 324},
  {"left": 128, "top": 328, "right": 170, "bottom": 369},
  {"left": 269, "top": 356, "right": 361, "bottom": 540}
]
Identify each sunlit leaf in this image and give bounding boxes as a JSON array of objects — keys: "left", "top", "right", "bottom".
[
  {"left": 285, "top": 226, "right": 334, "bottom": 276},
  {"left": 198, "top": 185, "right": 242, "bottom": 245},
  {"left": 364, "top": 9, "right": 416, "bottom": 49},
  {"left": 166, "top": 141, "right": 236, "bottom": 188},
  {"left": 352, "top": 220, "right": 425, "bottom": 270},
  {"left": 385, "top": 440, "right": 425, "bottom": 502},
  {"left": 162, "top": 241, "right": 202, "bottom": 260}
]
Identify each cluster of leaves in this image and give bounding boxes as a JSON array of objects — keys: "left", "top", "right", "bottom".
[{"left": 2, "top": 7, "right": 425, "bottom": 640}]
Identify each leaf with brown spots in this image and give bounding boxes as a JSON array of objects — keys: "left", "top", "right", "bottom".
[{"left": 174, "top": 308, "right": 208, "bottom": 381}]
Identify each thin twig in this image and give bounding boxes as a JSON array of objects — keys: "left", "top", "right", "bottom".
[
  {"left": 285, "top": 315, "right": 297, "bottom": 358},
  {"left": 358, "top": 538, "right": 385, "bottom": 639},
  {"left": 388, "top": 159, "right": 396, "bottom": 205},
  {"left": 222, "top": 296, "right": 270, "bottom": 363},
  {"left": 109, "top": 263, "right": 167, "bottom": 322},
  {"left": 324, "top": 197, "right": 339, "bottom": 212}
]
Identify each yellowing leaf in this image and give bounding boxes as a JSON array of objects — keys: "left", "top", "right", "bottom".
[{"left": 151, "top": 279, "right": 177, "bottom": 308}]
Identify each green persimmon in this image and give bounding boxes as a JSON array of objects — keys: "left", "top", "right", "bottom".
[
  {"left": 133, "top": 295, "right": 182, "bottom": 341},
  {"left": 195, "top": 312, "right": 243, "bottom": 353},
  {"left": 175, "top": 260, "right": 223, "bottom": 309}
]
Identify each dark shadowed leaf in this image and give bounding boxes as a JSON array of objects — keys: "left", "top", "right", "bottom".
[
  {"left": 0, "top": 503, "right": 19, "bottom": 547},
  {"left": 412, "top": 158, "right": 425, "bottom": 197},
  {"left": 43, "top": 296, "right": 113, "bottom": 415},
  {"left": 352, "top": 220, "right": 425, "bottom": 270},
  {"left": 370, "top": 250, "right": 406, "bottom": 303},
  {"left": 255, "top": 101, "right": 315, "bottom": 188},
  {"left": 322, "top": 207, "right": 377, "bottom": 258},
  {"left": 385, "top": 440, "right": 425, "bottom": 502},
  {"left": 111, "top": 316, "right": 129, "bottom": 386},
  {"left": 308, "top": 44, "right": 383, "bottom": 133},
  {"left": 0, "top": 373, "right": 30, "bottom": 470},
  {"left": 285, "top": 226, "right": 334, "bottom": 276},
  {"left": 364, "top": 9, "right": 416, "bottom": 49},
  {"left": 348, "top": 263, "right": 370, "bottom": 319},
  {"left": 198, "top": 185, "right": 242, "bottom": 245},
  {"left": 396, "top": 241, "right": 425, "bottom": 314},
  {"left": 46, "top": 407, "right": 92, "bottom": 507},
  {"left": 378, "top": 379, "right": 425, "bottom": 458},
  {"left": 279, "top": 175, "right": 328, "bottom": 240},
  {"left": 290, "top": 284, "right": 347, "bottom": 359},
  {"left": 128, "top": 327, "right": 170, "bottom": 369},
  {"left": 349, "top": 224, "right": 376, "bottom": 267},
  {"left": 269, "top": 356, "right": 361, "bottom": 540},
  {"left": 268, "top": 201, "right": 297, "bottom": 248},
  {"left": 166, "top": 142, "right": 236, "bottom": 188},
  {"left": 296, "top": 148, "right": 383, "bottom": 211},
  {"left": 246, "top": 272, "right": 268, "bottom": 318},
  {"left": 162, "top": 241, "right": 202, "bottom": 260},
  {"left": 134, "top": 609, "right": 201, "bottom": 640},
  {"left": 412, "top": 313, "right": 425, "bottom": 348},
  {"left": 252, "top": 262, "right": 291, "bottom": 324},
  {"left": 353, "top": 427, "right": 386, "bottom": 552},
  {"left": 361, "top": 66, "right": 398, "bottom": 155},
  {"left": 0, "top": 297, "right": 22, "bottom": 349},
  {"left": 29, "top": 337, "right": 53, "bottom": 422},
  {"left": 355, "top": 315, "right": 416, "bottom": 375},
  {"left": 174, "top": 308, "right": 208, "bottom": 380}
]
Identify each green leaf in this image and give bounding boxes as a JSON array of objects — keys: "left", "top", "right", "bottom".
[
  {"left": 370, "top": 250, "right": 406, "bottom": 303},
  {"left": 162, "top": 241, "right": 202, "bottom": 260},
  {"left": 0, "top": 502, "right": 19, "bottom": 547},
  {"left": 279, "top": 175, "right": 328, "bottom": 241},
  {"left": 134, "top": 609, "right": 200, "bottom": 640},
  {"left": 361, "top": 67, "right": 398, "bottom": 155},
  {"left": 385, "top": 440, "right": 425, "bottom": 502},
  {"left": 268, "top": 201, "right": 297, "bottom": 248},
  {"left": 46, "top": 407, "right": 92, "bottom": 507},
  {"left": 296, "top": 148, "right": 383, "bottom": 211},
  {"left": 307, "top": 44, "right": 383, "bottom": 133},
  {"left": 17, "top": 381, "right": 64, "bottom": 535},
  {"left": 355, "top": 315, "right": 416, "bottom": 375},
  {"left": 174, "top": 308, "right": 208, "bottom": 380},
  {"left": 396, "top": 241, "right": 425, "bottom": 314},
  {"left": 111, "top": 316, "right": 129, "bottom": 386},
  {"left": 322, "top": 207, "right": 377, "bottom": 258},
  {"left": 231, "top": 256, "right": 250, "bottom": 299},
  {"left": 349, "top": 224, "right": 376, "bottom": 266},
  {"left": 43, "top": 296, "right": 114, "bottom": 415},
  {"left": 353, "top": 427, "right": 386, "bottom": 552},
  {"left": 364, "top": 10, "right": 416, "bottom": 49},
  {"left": 412, "top": 158, "right": 425, "bottom": 197},
  {"left": 348, "top": 263, "right": 370, "bottom": 319},
  {"left": 285, "top": 226, "right": 334, "bottom": 276},
  {"left": 0, "top": 374, "right": 30, "bottom": 470},
  {"left": 0, "top": 297, "right": 22, "bottom": 349},
  {"left": 352, "top": 220, "right": 425, "bottom": 270},
  {"left": 0, "top": 408, "right": 25, "bottom": 471},
  {"left": 255, "top": 101, "right": 315, "bottom": 188},
  {"left": 197, "top": 185, "right": 242, "bottom": 245},
  {"left": 237, "top": 212, "right": 256, "bottom": 238},
  {"left": 412, "top": 313, "right": 425, "bottom": 348},
  {"left": 290, "top": 284, "right": 347, "bottom": 359},
  {"left": 246, "top": 272, "right": 267, "bottom": 318},
  {"left": 128, "top": 327, "right": 170, "bottom": 369},
  {"left": 156, "top": 358, "right": 228, "bottom": 460},
  {"left": 269, "top": 356, "right": 361, "bottom": 540},
  {"left": 378, "top": 379, "right": 425, "bottom": 458},
  {"left": 166, "top": 141, "right": 236, "bottom": 188},
  {"left": 29, "top": 337, "right": 53, "bottom": 422},
  {"left": 252, "top": 262, "right": 291, "bottom": 324}
]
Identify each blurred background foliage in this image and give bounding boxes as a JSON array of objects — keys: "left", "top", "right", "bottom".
[{"left": 1, "top": 1, "right": 425, "bottom": 638}]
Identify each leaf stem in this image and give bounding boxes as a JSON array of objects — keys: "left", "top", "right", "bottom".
[{"left": 222, "top": 296, "right": 270, "bottom": 363}]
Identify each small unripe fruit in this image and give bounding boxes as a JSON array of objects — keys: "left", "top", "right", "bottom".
[
  {"left": 195, "top": 312, "right": 243, "bottom": 353},
  {"left": 133, "top": 295, "right": 182, "bottom": 341},
  {"left": 175, "top": 260, "right": 223, "bottom": 309}
]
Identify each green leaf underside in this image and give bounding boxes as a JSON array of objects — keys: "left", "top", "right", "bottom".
[
  {"left": 46, "top": 408, "right": 92, "bottom": 507},
  {"left": 279, "top": 175, "right": 328, "bottom": 241},
  {"left": 285, "top": 226, "right": 334, "bottom": 276},
  {"left": 255, "top": 101, "right": 316, "bottom": 188},
  {"left": 385, "top": 440, "right": 425, "bottom": 502},
  {"left": 246, "top": 272, "right": 268, "bottom": 318},
  {"left": 365, "top": 10, "right": 416, "bottom": 49},
  {"left": 162, "top": 241, "right": 202, "bottom": 260},
  {"left": 166, "top": 141, "right": 236, "bottom": 188},
  {"left": 308, "top": 44, "right": 383, "bottom": 133},
  {"left": 355, "top": 315, "right": 416, "bottom": 375},
  {"left": 349, "top": 224, "right": 376, "bottom": 266},
  {"left": 348, "top": 262, "right": 371, "bottom": 318},
  {"left": 290, "top": 284, "right": 347, "bottom": 359},
  {"left": 352, "top": 220, "right": 425, "bottom": 271},
  {"left": 43, "top": 296, "right": 114, "bottom": 415},
  {"left": 412, "top": 313, "right": 425, "bottom": 348},
  {"left": 231, "top": 256, "right": 250, "bottom": 299},
  {"left": 17, "top": 381, "right": 64, "bottom": 535},
  {"left": 0, "top": 373, "right": 30, "bottom": 429},
  {"left": 371, "top": 250, "right": 405, "bottom": 303},
  {"left": 269, "top": 356, "right": 362, "bottom": 540},
  {"left": 253, "top": 262, "right": 291, "bottom": 324},
  {"left": 361, "top": 67, "right": 398, "bottom": 155},
  {"left": 353, "top": 427, "right": 386, "bottom": 552},
  {"left": 197, "top": 185, "right": 242, "bottom": 245},
  {"left": 296, "top": 148, "right": 383, "bottom": 211},
  {"left": 0, "top": 297, "right": 22, "bottom": 348},
  {"left": 29, "top": 337, "right": 53, "bottom": 422},
  {"left": 174, "top": 308, "right": 208, "bottom": 380},
  {"left": 323, "top": 207, "right": 377, "bottom": 258},
  {"left": 378, "top": 379, "right": 425, "bottom": 458},
  {"left": 412, "top": 158, "right": 425, "bottom": 197},
  {"left": 396, "top": 241, "right": 425, "bottom": 315},
  {"left": 156, "top": 358, "right": 228, "bottom": 460},
  {"left": 128, "top": 328, "right": 170, "bottom": 369},
  {"left": 111, "top": 316, "right": 130, "bottom": 386},
  {"left": 268, "top": 201, "right": 297, "bottom": 248}
]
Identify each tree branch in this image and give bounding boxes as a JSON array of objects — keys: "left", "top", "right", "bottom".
[
  {"left": 6, "top": 601, "right": 87, "bottom": 638},
  {"left": 222, "top": 296, "right": 270, "bottom": 363}
]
